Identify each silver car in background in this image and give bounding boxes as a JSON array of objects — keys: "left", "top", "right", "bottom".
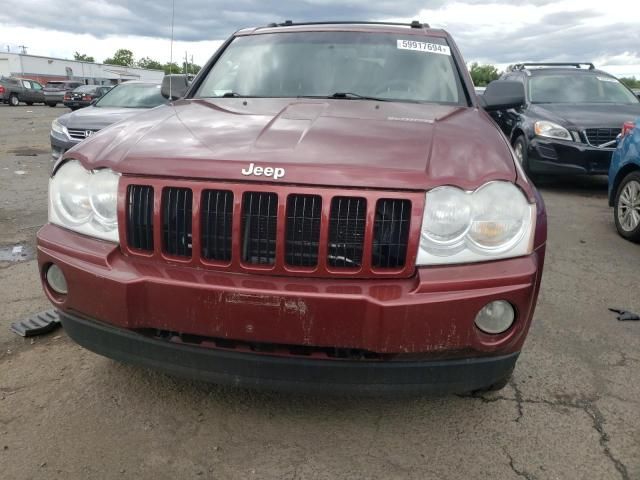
[{"left": 50, "top": 81, "right": 165, "bottom": 160}]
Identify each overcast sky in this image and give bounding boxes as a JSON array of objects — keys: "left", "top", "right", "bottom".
[{"left": 1, "top": 0, "right": 639, "bottom": 77}]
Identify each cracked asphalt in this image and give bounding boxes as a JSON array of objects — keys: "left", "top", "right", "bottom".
[{"left": 1, "top": 105, "right": 639, "bottom": 480}]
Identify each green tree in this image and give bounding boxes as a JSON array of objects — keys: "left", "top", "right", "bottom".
[
  {"left": 104, "top": 49, "right": 135, "bottom": 67},
  {"left": 469, "top": 62, "right": 502, "bottom": 87},
  {"left": 137, "top": 57, "right": 164, "bottom": 70},
  {"left": 183, "top": 62, "right": 201, "bottom": 75},
  {"left": 619, "top": 76, "right": 640, "bottom": 89},
  {"left": 163, "top": 62, "right": 182, "bottom": 74},
  {"left": 73, "top": 51, "right": 95, "bottom": 62}
]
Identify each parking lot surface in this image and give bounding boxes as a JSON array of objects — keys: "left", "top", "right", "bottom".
[{"left": 1, "top": 105, "right": 639, "bottom": 480}]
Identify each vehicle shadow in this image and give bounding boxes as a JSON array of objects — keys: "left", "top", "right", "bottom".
[{"left": 531, "top": 174, "right": 609, "bottom": 198}]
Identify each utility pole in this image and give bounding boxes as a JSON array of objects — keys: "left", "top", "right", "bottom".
[
  {"left": 184, "top": 50, "right": 188, "bottom": 74},
  {"left": 18, "top": 45, "right": 27, "bottom": 54}
]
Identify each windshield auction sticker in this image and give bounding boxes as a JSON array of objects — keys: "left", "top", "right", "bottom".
[{"left": 397, "top": 39, "right": 451, "bottom": 56}]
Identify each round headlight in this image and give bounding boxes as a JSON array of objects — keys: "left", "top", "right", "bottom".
[
  {"left": 422, "top": 187, "right": 471, "bottom": 249},
  {"left": 468, "top": 182, "right": 529, "bottom": 251},
  {"left": 89, "top": 169, "right": 119, "bottom": 226},
  {"left": 51, "top": 161, "right": 91, "bottom": 224},
  {"left": 474, "top": 300, "right": 515, "bottom": 334}
]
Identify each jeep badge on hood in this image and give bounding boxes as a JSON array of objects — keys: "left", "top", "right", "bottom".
[{"left": 241, "top": 163, "right": 286, "bottom": 180}]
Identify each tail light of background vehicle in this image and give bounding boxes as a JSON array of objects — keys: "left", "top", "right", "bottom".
[
  {"left": 0, "top": 85, "right": 4, "bottom": 95},
  {"left": 621, "top": 121, "right": 636, "bottom": 138},
  {"left": 64, "top": 93, "right": 71, "bottom": 100},
  {"left": 82, "top": 95, "right": 92, "bottom": 101}
]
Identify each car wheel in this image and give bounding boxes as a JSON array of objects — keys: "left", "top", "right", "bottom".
[
  {"left": 614, "top": 171, "right": 640, "bottom": 243},
  {"left": 47, "top": 102, "right": 57, "bottom": 107},
  {"left": 512, "top": 135, "right": 531, "bottom": 175},
  {"left": 9, "top": 94, "right": 19, "bottom": 106}
]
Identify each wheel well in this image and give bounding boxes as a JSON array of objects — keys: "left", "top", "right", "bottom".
[{"left": 610, "top": 164, "right": 640, "bottom": 206}]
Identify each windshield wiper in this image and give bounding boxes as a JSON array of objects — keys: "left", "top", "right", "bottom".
[{"left": 330, "top": 92, "right": 389, "bottom": 101}]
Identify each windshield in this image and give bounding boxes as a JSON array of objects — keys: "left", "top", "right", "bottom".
[
  {"left": 196, "top": 32, "right": 465, "bottom": 104},
  {"left": 529, "top": 73, "right": 639, "bottom": 104},
  {"left": 95, "top": 83, "right": 165, "bottom": 108},
  {"left": 74, "top": 85, "right": 98, "bottom": 93}
]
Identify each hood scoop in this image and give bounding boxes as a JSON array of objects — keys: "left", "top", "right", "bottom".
[{"left": 254, "top": 102, "right": 327, "bottom": 151}]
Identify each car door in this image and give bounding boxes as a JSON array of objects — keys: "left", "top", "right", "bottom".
[
  {"left": 20, "top": 80, "right": 33, "bottom": 102},
  {"left": 30, "top": 81, "right": 45, "bottom": 103}
]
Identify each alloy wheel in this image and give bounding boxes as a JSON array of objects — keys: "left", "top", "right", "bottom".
[
  {"left": 618, "top": 180, "right": 640, "bottom": 232},
  {"left": 514, "top": 142, "right": 524, "bottom": 165}
]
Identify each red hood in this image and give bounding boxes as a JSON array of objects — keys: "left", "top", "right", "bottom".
[{"left": 66, "top": 98, "right": 516, "bottom": 191}]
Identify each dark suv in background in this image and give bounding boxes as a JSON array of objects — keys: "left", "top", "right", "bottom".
[
  {"left": 63, "top": 85, "right": 112, "bottom": 110},
  {"left": 488, "top": 63, "right": 640, "bottom": 176}
]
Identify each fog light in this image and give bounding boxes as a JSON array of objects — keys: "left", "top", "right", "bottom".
[
  {"left": 474, "top": 300, "right": 514, "bottom": 334},
  {"left": 46, "top": 264, "right": 68, "bottom": 295}
]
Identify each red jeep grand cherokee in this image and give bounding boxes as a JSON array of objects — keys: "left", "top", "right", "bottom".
[{"left": 37, "top": 21, "right": 546, "bottom": 394}]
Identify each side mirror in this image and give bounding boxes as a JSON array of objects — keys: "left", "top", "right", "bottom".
[
  {"left": 161, "top": 75, "right": 190, "bottom": 100},
  {"left": 479, "top": 80, "right": 526, "bottom": 112}
]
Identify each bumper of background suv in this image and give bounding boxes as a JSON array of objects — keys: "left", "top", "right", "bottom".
[
  {"left": 528, "top": 137, "right": 613, "bottom": 175},
  {"left": 37, "top": 224, "right": 544, "bottom": 393}
]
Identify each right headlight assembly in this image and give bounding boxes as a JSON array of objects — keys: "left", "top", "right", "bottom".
[{"left": 417, "top": 181, "right": 536, "bottom": 265}]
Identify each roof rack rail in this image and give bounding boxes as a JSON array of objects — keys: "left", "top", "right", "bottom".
[
  {"left": 265, "top": 20, "right": 430, "bottom": 29},
  {"left": 512, "top": 62, "right": 595, "bottom": 71}
]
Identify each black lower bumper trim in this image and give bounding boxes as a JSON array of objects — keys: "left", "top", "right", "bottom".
[{"left": 60, "top": 311, "right": 519, "bottom": 395}]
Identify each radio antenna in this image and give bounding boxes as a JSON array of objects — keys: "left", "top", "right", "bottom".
[{"left": 169, "top": 0, "right": 175, "bottom": 98}]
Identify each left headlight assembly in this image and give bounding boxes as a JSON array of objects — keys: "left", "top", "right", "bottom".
[
  {"left": 51, "top": 119, "right": 69, "bottom": 138},
  {"left": 49, "top": 160, "right": 120, "bottom": 242},
  {"left": 417, "top": 181, "right": 536, "bottom": 265}
]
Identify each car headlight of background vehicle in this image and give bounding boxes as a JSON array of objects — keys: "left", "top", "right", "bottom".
[
  {"left": 51, "top": 119, "right": 69, "bottom": 137},
  {"left": 417, "top": 182, "right": 536, "bottom": 265},
  {"left": 49, "top": 160, "right": 120, "bottom": 242},
  {"left": 534, "top": 121, "right": 572, "bottom": 141}
]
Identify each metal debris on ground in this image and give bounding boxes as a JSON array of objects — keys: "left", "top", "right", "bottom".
[
  {"left": 10, "top": 310, "right": 61, "bottom": 337},
  {"left": 14, "top": 170, "right": 27, "bottom": 175},
  {"left": 609, "top": 308, "right": 640, "bottom": 321}
]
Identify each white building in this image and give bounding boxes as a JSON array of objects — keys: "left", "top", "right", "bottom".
[{"left": 0, "top": 52, "right": 164, "bottom": 85}]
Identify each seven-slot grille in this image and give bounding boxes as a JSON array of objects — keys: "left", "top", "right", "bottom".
[
  {"left": 584, "top": 128, "right": 619, "bottom": 147},
  {"left": 123, "top": 180, "right": 420, "bottom": 278}
]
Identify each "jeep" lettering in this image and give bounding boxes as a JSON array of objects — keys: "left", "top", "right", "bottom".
[{"left": 241, "top": 163, "right": 285, "bottom": 180}]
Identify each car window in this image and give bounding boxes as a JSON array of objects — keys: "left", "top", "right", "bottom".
[
  {"left": 196, "top": 32, "right": 465, "bottom": 105},
  {"left": 74, "top": 85, "right": 97, "bottom": 93},
  {"left": 31, "top": 82, "right": 43, "bottom": 91},
  {"left": 22, "top": 80, "right": 31, "bottom": 89},
  {"left": 529, "top": 73, "right": 639, "bottom": 104},
  {"left": 95, "top": 83, "right": 165, "bottom": 108}
]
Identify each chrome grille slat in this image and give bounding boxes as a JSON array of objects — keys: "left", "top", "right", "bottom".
[
  {"left": 162, "top": 187, "right": 193, "bottom": 257},
  {"left": 286, "top": 194, "right": 322, "bottom": 267},
  {"left": 328, "top": 197, "right": 366, "bottom": 268}
]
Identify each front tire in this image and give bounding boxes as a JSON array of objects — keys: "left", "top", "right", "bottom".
[
  {"left": 512, "top": 135, "right": 531, "bottom": 176},
  {"left": 614, "top": 171, "right": 640, "bottom": 243},
  {"left": 9, "top": 94, "right": 19, "bottom": 106}
]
